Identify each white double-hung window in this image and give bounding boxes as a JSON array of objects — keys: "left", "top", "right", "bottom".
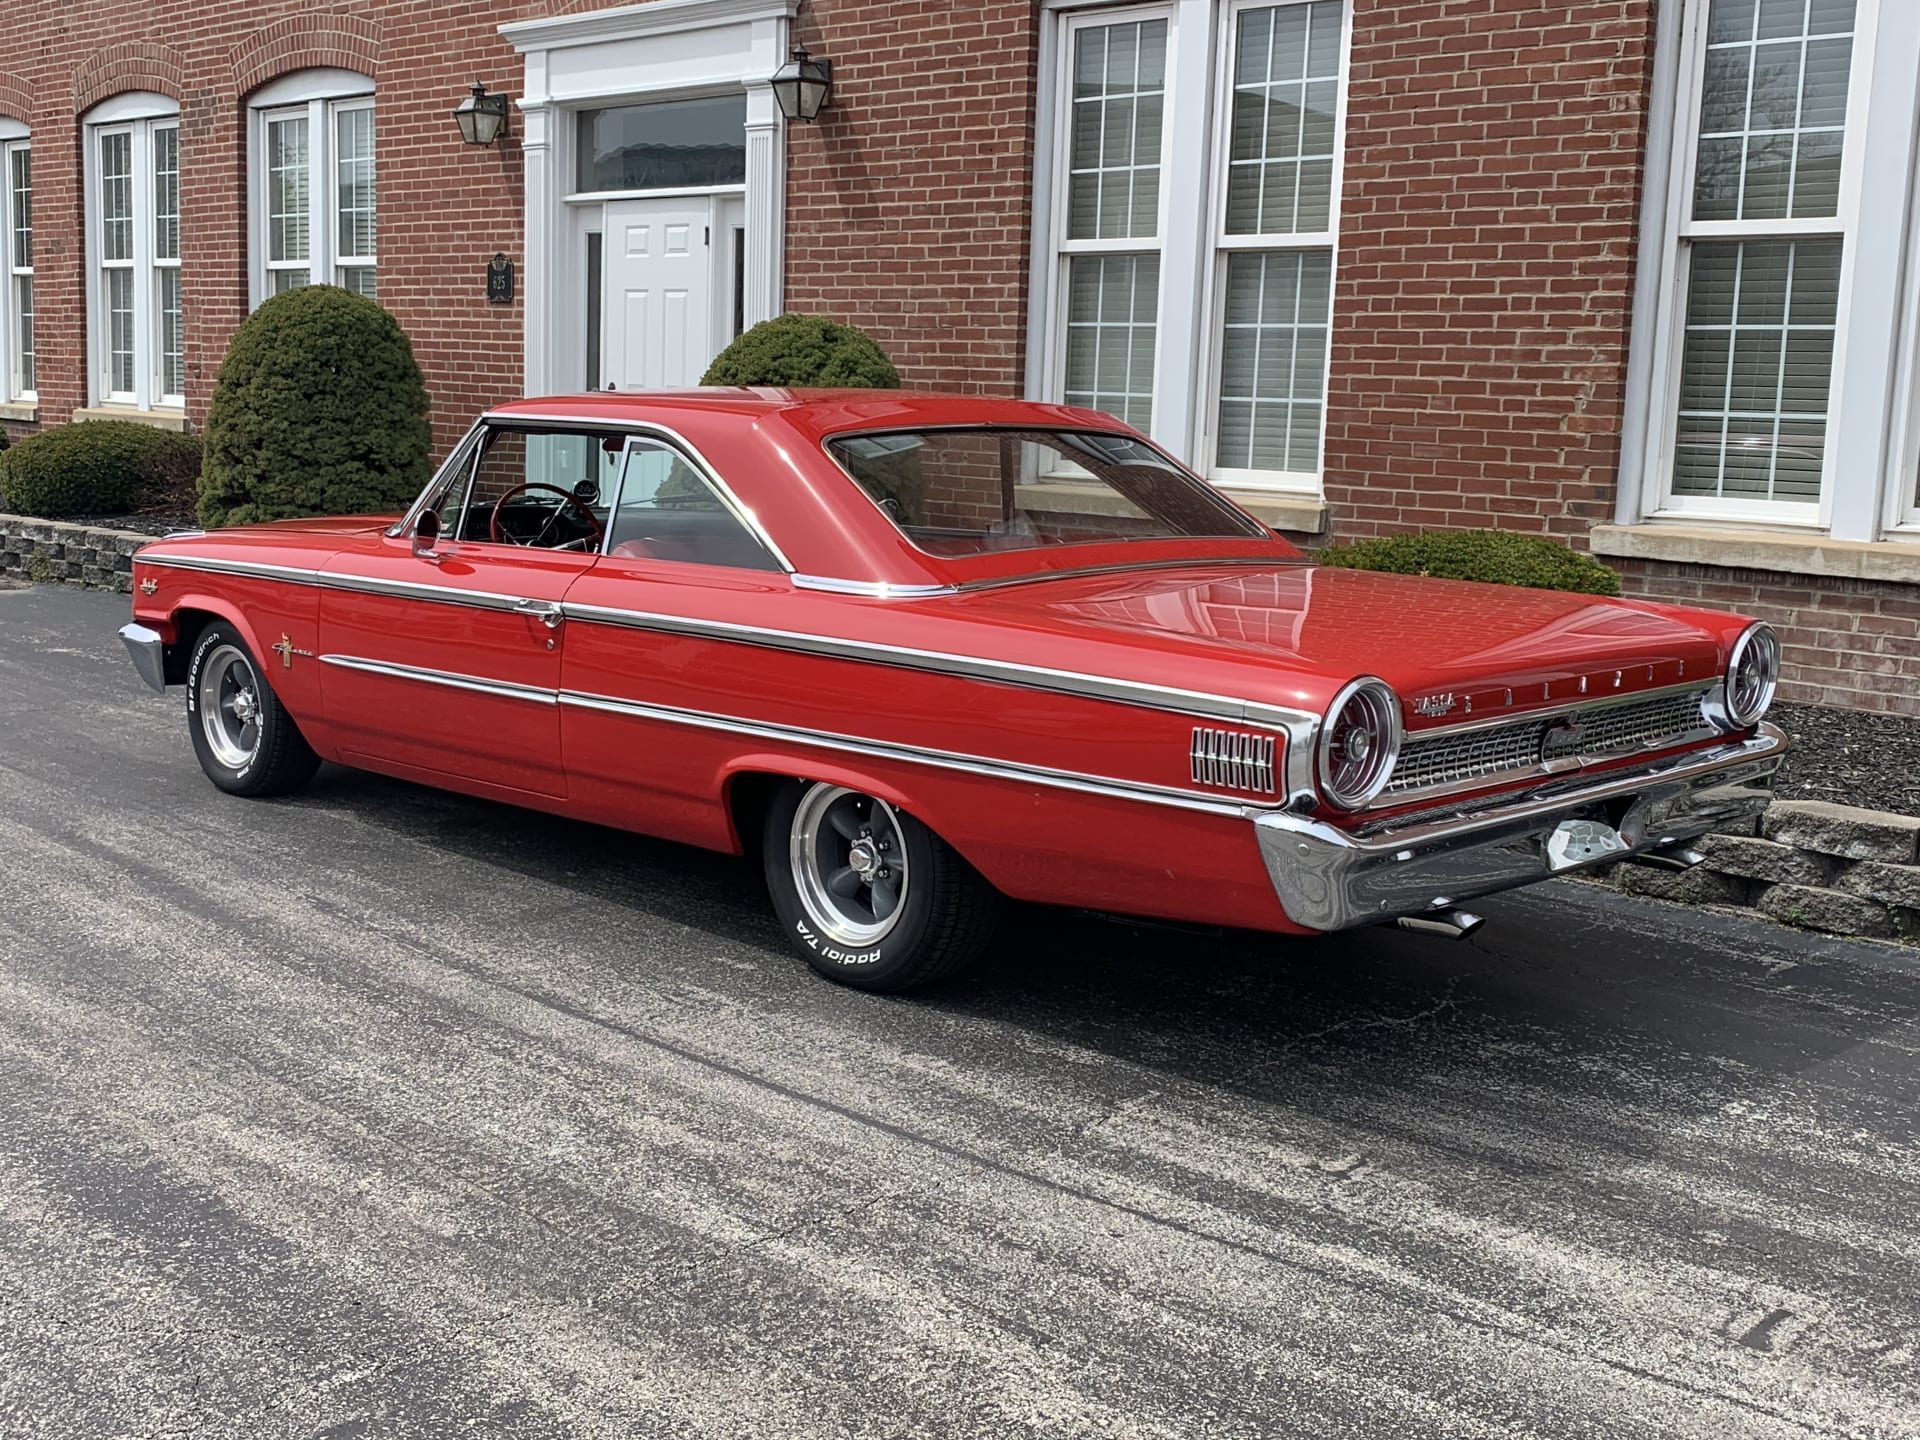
[
  {"left": 0, "top": 120, "right": 29, "bottom": 407},
  {"left": 250, "top": 71, "right": 376, "bottom": 303},
  {"left": 85, "top": 94, "right": 182, "bottom": 412},
  {"left": 1033, "top": 0, "right": 1350, "bottom": 498}
]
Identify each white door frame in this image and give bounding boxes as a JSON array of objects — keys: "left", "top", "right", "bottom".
[{"left": 501, "top": 0, "right": 795, "bottom": 397}]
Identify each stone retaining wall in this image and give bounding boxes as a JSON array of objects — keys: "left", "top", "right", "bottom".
[
  {"left": 1598, "top": 801, "right": 1920, "bottom": 942},
  {"left": 0, "top": 514, "right": 147, "bottom": 593}
]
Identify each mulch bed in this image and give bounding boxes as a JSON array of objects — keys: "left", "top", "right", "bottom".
[{"left": 1769, "top": 701, "right": 1920, "bottom": 817}]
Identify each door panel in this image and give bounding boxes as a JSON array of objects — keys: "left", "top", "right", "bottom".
[{"left": 606, "top": 197, "right": 714, "bottom": 389}]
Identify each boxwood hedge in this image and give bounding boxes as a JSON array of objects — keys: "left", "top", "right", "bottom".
[
  {"left": 1316, "top": 529, "right": 1622, "bottom": 596},
  {"left": 0, "top": 421, "right": 203, "bottom": 519},
  {"left": 701, "top": 313, "right": 900, "bottom": 388}
]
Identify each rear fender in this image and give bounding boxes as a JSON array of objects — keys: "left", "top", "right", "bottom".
[{"left": 719, "top": 754, "right": 938, "bottom": 855}]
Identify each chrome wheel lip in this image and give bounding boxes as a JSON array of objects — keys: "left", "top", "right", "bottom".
[
  {"left": 199, "top": 644, "right": 263, "bottom": 771},
  {"left": 789, "top": 784, "right": 909, "bottom": 949}
]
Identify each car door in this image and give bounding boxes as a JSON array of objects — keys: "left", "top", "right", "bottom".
[{"left": 318, "top": 421, "right": 625, "bottom": 797}]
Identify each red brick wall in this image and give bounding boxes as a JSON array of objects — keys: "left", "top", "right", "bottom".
[
  {"left": 1325, "top": 0, "right": 1655, "bottom": 545},
  {"left": 2, "top": 3, "right": 537, "bottom": 457},
  {"left": 1614, "top": 560, "right": 1920, "bottom": 714},
  {"left": 781, "top": 0, "right": 1037, "bottom": 394}
]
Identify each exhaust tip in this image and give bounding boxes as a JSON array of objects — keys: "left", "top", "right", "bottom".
[{"left": 1396, "top": 909, "right": 1485, "bottom": 941}]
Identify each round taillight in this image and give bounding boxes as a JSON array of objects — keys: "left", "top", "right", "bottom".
[
  {"left": 1724, "top": 622, "right": 1781, "bottom": 727},
  {"left": 1317, "top": 676, "right": 1402, "bottom": 810}
]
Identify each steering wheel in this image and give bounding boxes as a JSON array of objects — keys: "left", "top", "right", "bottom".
[{"left": 489, "top": 482, "right": 606, "bottom": 550}]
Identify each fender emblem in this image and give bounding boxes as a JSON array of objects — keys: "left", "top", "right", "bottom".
[
  {"left": 139, "top": 577, "right": 158, "bottom": 595},
  {"left": 271, "top": 634, "right": 295, "bottom": 668},
  {"left": 1413, "top": 693, "right": 1457, "bottom": 718}
]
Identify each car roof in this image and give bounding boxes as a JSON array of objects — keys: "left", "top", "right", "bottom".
[{"left": 485, "top": 388, "right": 1132, "bottom": 439}]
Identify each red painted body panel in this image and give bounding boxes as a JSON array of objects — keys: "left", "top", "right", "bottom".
[{"left": 125, "top": 391, "right": 1766, "bottom": 936}]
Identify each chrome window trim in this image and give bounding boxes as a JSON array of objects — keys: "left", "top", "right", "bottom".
[
  {"left": 390, "top": 419, "right": 485, "bottom": 538},
  {"left": 789, "top": 555, "right": 1312, "bottom": 600},
  {"left": 319, "top": 654, "right": 558, "bottom": 705},
  {"left": 789, "top": 574, "right": 958, "bottom": 598},
  {"left": 469, "top": 411, "right": 797, "bottom": 572}
]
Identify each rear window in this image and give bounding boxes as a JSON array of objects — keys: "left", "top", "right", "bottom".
[{"left": 825, "top": 428, "right": 1267, "bottom": 558}]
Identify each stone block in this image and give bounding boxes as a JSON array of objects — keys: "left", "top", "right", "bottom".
[
  {"left": 1755, "top": 883, "right": 1895, "bottom": 939},
  {"left": 1617, "top": 864, "right": 1749, "bottom": 905},
  {"left": 1837, "top": 860, "right": 1920, "bottom": 910},
  {"left": 1699, "top": 833, "right": 1831, "bottom": 886},
  {"left": 1763, "top": 801, "right": 1920, "bottom": 864}
]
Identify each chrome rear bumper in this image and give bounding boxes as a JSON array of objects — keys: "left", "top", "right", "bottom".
[
  {"left": 1254, "top": 724, "right": 1785, "bottom": 932},
  {"left": 119, "top": 622, "right": 168, "bottom": 694}
]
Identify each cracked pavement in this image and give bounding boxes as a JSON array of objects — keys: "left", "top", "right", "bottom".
[{"left": 1, "top": 583, "right": 1918, "bottom": 1439}]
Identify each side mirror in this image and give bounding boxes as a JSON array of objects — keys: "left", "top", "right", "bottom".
[{"left": 412, "top": 509, "right": 443, "bottom": 560}]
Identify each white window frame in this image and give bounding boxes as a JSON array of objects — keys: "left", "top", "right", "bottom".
[
  {"left": 1028, "top": 0, "right": 1353, "bottom": 497},
  {"left": 83, "top": 94, "right": 182, "bottom": 413},
  {"left": 1633, "top": 0, "right": 1881, "bottom": 533},
  {"left": 1041, "top": 4, "right": 1176, "bottom": 441},
  {"left": 0, "top": 122, "right": 30, "bottom": 406},
  {"left": 247, "top": 70, "right": 376, "bottom": 306},
  {"left": 1198, "top": 0, "right": 1352, "bottom": 495}
]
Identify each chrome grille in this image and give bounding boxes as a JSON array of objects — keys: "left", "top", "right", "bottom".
[
  {"left": 1387, "top": 685, "right": 1715, "bottom": 800},
  {"left": 1191, "top": 727, "right": 1277, "bottom": 795}
]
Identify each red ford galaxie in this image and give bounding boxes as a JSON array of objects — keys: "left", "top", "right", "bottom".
[{"left": 120, "top": 391, "right": 1785, "bottom": 990}]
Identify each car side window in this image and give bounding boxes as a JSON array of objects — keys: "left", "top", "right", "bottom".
[
  {"left": 604, "top": 441, "right": 782, "bottom": 572},
  {"left": 446, "top": 426, "right": 624, "bottom": 550}
]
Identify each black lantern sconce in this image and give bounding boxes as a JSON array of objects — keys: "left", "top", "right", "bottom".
[
  {"left": 453, "top": 82, "right": 511, "bottom": 146},
  {"left": 770, "top": 47, "right": 833, "bottom": 121}
]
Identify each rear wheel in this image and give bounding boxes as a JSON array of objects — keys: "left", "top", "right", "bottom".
[
  {"left": 762, "top": 779, "right": 1001, "bottom": 992},
  {"left": 185, "top": 622, "right": 320, "bottom": 797}
]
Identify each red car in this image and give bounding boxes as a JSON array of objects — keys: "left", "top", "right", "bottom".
[{"left": 120, "top": 391, "right": 1785, "bottom": 990}]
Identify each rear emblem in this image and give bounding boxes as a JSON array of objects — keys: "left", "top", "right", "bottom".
[
  {"left": 1543, "top": 719, "right": 1585, "bottom": 760},
  {"left": 1413, "top": 693, "right": 1457, "bottom": 718}
]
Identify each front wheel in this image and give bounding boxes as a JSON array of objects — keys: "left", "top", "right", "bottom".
[
  {"left": 762, "top": 780, "right": 1002, "bottom": 992},
  {"left": 185, "top": 622, "right": 320, "bottom": 797}
]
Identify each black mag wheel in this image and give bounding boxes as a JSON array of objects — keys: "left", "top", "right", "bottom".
[
  {"left": 184, "top": 622, "right": 320, "bottom": 797},
  {"left": 762, "top": 779, "right": 1002, "bottom": 993}
]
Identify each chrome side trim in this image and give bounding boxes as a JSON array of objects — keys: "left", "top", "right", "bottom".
[
  {"left": 138, "top": 552, "right": 540, "bottom": 616},
  {"left": 560, "top": 599, "right": 1322, "bottom": 730},
  {"left": 118, "top": 623, "right": 168, "bottom": 693},
  {"left": 558, "top": 689, "right": 1254, "bottom": 817},
  {"left": 318, "top": 654, "right": 557, "bottom": 705},
  {"left": 790, "top": 574, "right": 958, "bottom": 598},
  {"left": 134, "top": 553, "right": 325, "bottom": 586}
]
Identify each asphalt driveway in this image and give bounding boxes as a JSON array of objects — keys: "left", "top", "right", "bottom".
[{"left": 0, "top": 583, "right": 1916, "bottom": 1439}]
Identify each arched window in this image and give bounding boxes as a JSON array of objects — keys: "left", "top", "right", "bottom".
[
  {"left": 249, "top": 70, "right": 376, "bottom": 302},
  {"left": 84, "top": 92, "right": 180, "bottom": 412},
  {"left": 0, "top": 115, "right": 29, "bottom": 407}
]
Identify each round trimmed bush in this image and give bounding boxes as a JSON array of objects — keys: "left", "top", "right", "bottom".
[
  {"left": 1, "top": 421, "right": 203, "bottom": 519},
  {"left": 1317, "top": 529, "right": 1622, "bottom": 597},
  {"left": 198, "top": 285, "right": 432, "bottom": 528},
  {"left": 700, "top": 313, "right": 900, "bottom": 388}
]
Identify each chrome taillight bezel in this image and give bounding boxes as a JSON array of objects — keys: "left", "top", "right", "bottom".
[
  {"left": 1317, "top": 676, "right": 1403, "bottom": 811},
  {"left": 1718, "top": 622, "right": 1781, "bottom": 729}
]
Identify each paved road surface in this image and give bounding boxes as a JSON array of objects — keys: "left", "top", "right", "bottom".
[{"left": 1, "top": 583, "right": 1916, "bottom": 1439}]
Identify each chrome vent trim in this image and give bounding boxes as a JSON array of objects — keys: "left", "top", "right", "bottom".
[
  {"left": 1191, "top": 727, "right": 1278, "bottom": 795},
  {"left": 1383, "top": 683, "right": 1717, "bottom": 805}
]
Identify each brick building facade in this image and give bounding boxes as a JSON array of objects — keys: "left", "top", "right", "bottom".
[{"left": 4, "top": 0, "right": 1919, "bottom": 714}]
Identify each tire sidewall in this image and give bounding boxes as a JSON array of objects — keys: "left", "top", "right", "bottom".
[
  {"left": 186, "top": 623, "right": 273, "bottom": 794},
  {"left": 763, "top": 781, "right": 940, "bottom": 989}
]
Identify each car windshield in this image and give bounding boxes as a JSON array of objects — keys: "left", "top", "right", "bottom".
[{"left": 825, "top": 428, "right": 1268, "bottom": 558}]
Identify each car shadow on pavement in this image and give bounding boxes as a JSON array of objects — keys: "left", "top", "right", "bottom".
[{"left": 294, "top": 764, "right": 1920, "bottom": 1132}]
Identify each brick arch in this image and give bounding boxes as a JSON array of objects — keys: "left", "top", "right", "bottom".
[
  {"left": 229, "top": 15, "right": 384, "bottom": 98},
  {"left": 72, "top": 43, "right": 185, "bottom": 113},
  {"left": 0, "top": 72, "right": 32, "bottom": 125}
]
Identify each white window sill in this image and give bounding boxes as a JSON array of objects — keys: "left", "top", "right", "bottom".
[
  {"left": 1230, "top": 492, "right": 1328, "bottom": 536},
  {"left": 1591, "top": 523, "right": 1920, "bottom": 586},
  {"left": 72, "top": 405, "right": 191, "bottom": 432},
  {"left": 0, "top": 400, "right": 37, "bottom": 423}
]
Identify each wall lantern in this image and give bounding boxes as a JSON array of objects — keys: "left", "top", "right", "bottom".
[
  {"left": 453, "top": 82, "right": 511, "bottom": 146},
  {"left": 770, "top": 47, "right": 833, "bottom": 121}
]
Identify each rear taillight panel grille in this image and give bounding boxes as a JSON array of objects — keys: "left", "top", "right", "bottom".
[{"left": 1191, "top": 727, "right": 1277, "bottom": 795}]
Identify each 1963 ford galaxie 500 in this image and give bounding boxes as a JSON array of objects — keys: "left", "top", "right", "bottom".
[{"left": 120, "top": 390, "right": 1785, "bottom": 990}]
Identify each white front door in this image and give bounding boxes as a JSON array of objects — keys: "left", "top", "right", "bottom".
[{"left": 603, "top": 196, "right": 715, "bottom": 390}]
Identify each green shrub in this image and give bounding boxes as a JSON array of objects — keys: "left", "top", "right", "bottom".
[
  {"left": 0, "top": 421, "right": 203, "bottom": 519},
  {"left": 1317, "top": 529, "right": 1622, "bottom": 597},
  {"left": 700, "top": 313, "right": 901, "bottom": 388},
  {"left": 198, "top": 285, "right": 432, "bottom": 528}
]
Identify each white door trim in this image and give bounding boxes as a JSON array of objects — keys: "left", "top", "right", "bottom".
[{"left": 501, "top": 0, "right": 794, "bottom": 397}]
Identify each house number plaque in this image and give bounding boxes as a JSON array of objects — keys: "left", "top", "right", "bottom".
[{"left": 487, "top": 254, "right": 515, "bottom": 304}]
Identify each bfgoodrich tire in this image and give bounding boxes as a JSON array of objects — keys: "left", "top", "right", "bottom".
[
  {"left": 184, "top": 622, "right": 320, "bottom": 797},
  {"left": 763, "top": 779, "right": 1002, "bottom": 992}
]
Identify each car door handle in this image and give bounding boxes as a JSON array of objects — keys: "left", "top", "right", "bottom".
[{"left": 512, "top": 598, "right": 564, "bottom": 629}]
